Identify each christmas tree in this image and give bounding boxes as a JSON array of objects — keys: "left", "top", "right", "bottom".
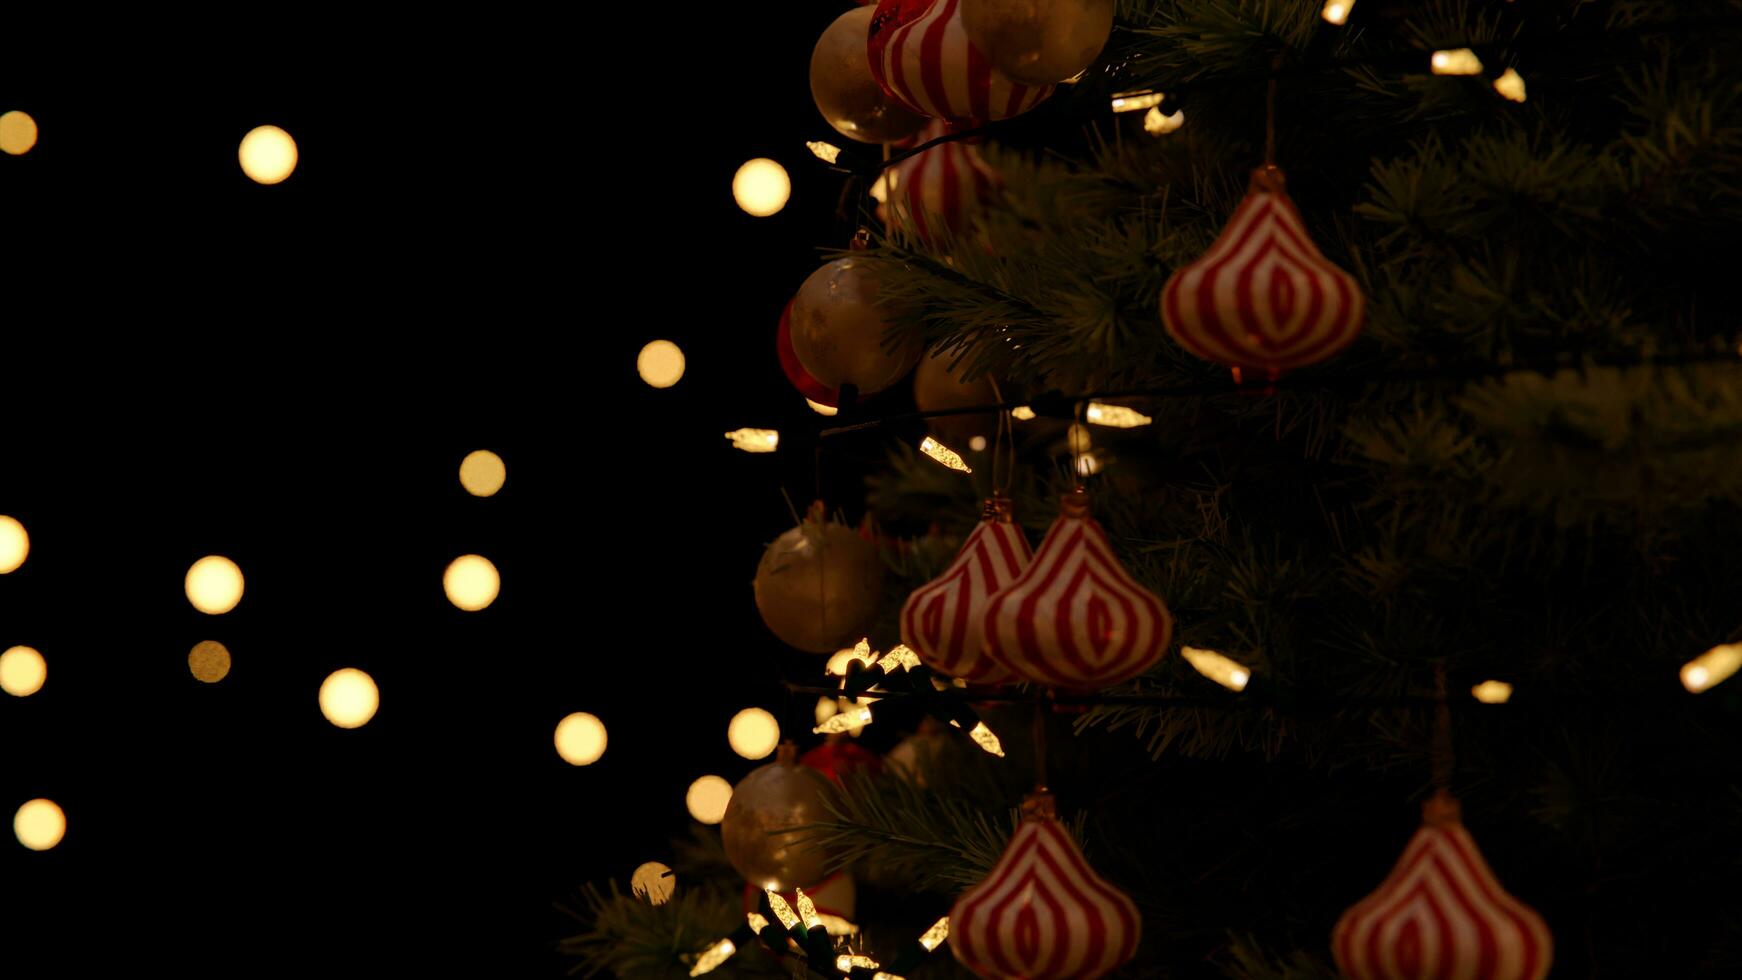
[{"left": 566, "top": 1, "right": 1742, "bottom": 976}]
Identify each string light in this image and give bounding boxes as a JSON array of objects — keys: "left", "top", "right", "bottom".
[
  {"left": 0, "top": 110, "right": 39, "bottom": 155},
  {"left": 631, "top": 862, "right": 676, "bottom": 905},
  {"left": 794, "top": 888, "right": 824, "bottom": 931},
  {"left": 1470, "top": 680, "right": 1513, "bottom": 704},
  {"left": 878, "top": 645, "right": 921, "bottom": 673},
  {"left": 807, "top": 399, "right": 839, "bottom": 416},
  {"left": 725, "top": 428, "right": 780, "bottom": 453},
  {"left": 688, "top": 938, "right": 736, "bottom": 976},
  {"left": 919, "top": 436, "right": 972, "bottom": 473},
  {"left": 733, "top": 158, "right": 791, "bottom": 217},
  {"left": 1110, "top": 90, "right": 1165, "bottom": 113},
  {"left": 838, "top": 954, "right": 880, "bottom": 970},
  {"left": 1681, "top": 643, "right": 1742, "bottom": 694},
  {"left": 0, "top": 515, "right": 26, "bottom": 573},
  {"left": 765, "top": 889, "right": 802, "bottom": 931},
  {"left": 728, "top": 707, "right": 781, "bottom": 760},
  {"left": 459, "top": 450, "right": 507, "bottom": 497},
  {"left": 1143, "top": 107, "right": 1186, "bottom": 136},
  {"left": 1431, "top": 48, "right": 1484, "bottom": 76},
  {"left": 816, "top": 914, "right": 858, "bottom": 936},
  {"left": 1493, "top": 68, "right": 1527, "bottom": 102},
  {"left": 1085, "top": 402, "right": 1153, "bottom": 428},
  {"left": 949, "top": 719, "right": 1005, "bottom": 757},
  {"left": 185, "top": 555, "right": 245, "bottom": 615},
  {"left": 555, "top": 712, "right": 608, "bottom": 765},
  {"left": 1011, "top": 405, "right": 1036, "bottom": 420},
  {"left": 807, "top": 141, "right": 842, "bottom": 164},
  {"left": 319, "top": 668, "right": 380, "bottom": 728},
  {"left": 687, "top": 776, "right": 733, "bottom": 824},
  {"left": 827, "top": 639, "right": 876, "bottom": 676},
  {"left": 1181, "top": 646, "right": 1252, "bottom": 691},
  {"left": 815, "top": 702, "right": 873, "bottom": 735},
  {"left": 1321, "top": 0, "right": 1354, "bottom": 25},
  {"left": 638, "top": 339, "right": 686, "bottom": 388},
  {"left": 443, "top": 554, "right": 501, "bottom": 611},
  {"left": 871, "top": 973, "right": 907, "bottom": 980},
  {"left": 747, "top": 912, "right": 770, "bottom": 932},
  {"left": 0, "top": 646, "right": 46, "bottom": 697},
  {"left": 918, "top": 916, "right": 950, "bottom": 951},
  {"left": 238, "top": 125, "right": 297, "bottom": 184}
]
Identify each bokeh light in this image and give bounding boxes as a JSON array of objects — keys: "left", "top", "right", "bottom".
[
  {"left": 631, "top": 861, "right": 676, "bottom": 905},
  {"left": 727, "top": 707, "right": 780, "bottom": 760},
  {"left": 459, "top": 450, "right": 507, "bottom": 497},
  {"left": 0, "top": 646, "right": 46, "bottom": 697},
  {"left": 637, "top": 340, "right": 685, "bottom": 388},
  {"left": 0, "top": 515, "right": 28, "bottom": 573},
  {"left": 185, "top": 556, "right": 245, "bottom": 614},
  {"left": 319, "top": 668, "right": 379, "bottom": 728},
  {"left": 555, "top": 712, "right": 608, "bottom": 766},
  {"left": 0, "top": 110, "right": 38, "bottom": 156},
  {"left": 686, "top": 775, "right": 732, "bottom": 824},
  {"left": 188, "top": 641, "right": 232, "bottom": 683},
  {"left": 238, "top": 125, "right": 298, "bottom": 184},
  {"left": 14, "top": 799, "right": 65, "bottom": 851},
  {"left": 825, "top": 641, "right": 875, "bottom": 676},
  {"left": 732, "top": 158, "right": 791, "bottom": 217},
  {"left": 806, "top": 399, "right": 838, "bottom": 416},
  {"left": 443, "top": 554, "right": 500, "bottom": 611}
]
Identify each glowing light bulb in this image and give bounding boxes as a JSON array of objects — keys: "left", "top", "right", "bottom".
[
  {"left": 0, "top": 646, "right": 46, "bottom": 697},
  {"left": 1085, "top": 402, "right": 1153, "bottom": 428},
  {"left": 638, "top": 339, "right": 686, "bottom": 388},
  {"left": 807, "top": 398, "right": 838, "bottom": 416},
  {"left": 725, "top": 428, "right": 780, "bottom": 453},
  {"left": 815, "top": 702, "right": 873, "bottom": 735},
  {"left": 872, "top": 973, "right": 907, "bottom": 980},
  {"left": 815, "top": 696, "right": 839, "bottom": 726},
  {"left": 1470, "top": 679, "right": 1513, "bottom": 704},
  {"left": 1493, "top": 68, "right": 1527, "bottom": 102},
  {"left": 1011, "top": 405, "right": 1036, "bottom": 420},
  {"left": 968, "top": 435, "right": 988, "bottom": 452},
  {"left": 838, "top": 954, "right": 881, "bottom": 970},
  {"left": 687, "top": 775, "right": 732, "bottom": 824},
  {"left": 747, "top": 912, "right": 770, "bottom": 932},
  {"left": 459, "top": 450, "right": 506, "bottom": 497},
  {"left": 319, "top": 668, "right": 379, "bottom": 728},
  {"left": 187, "top": 640, "right": 232, "bottom": 683},
  {"left": 827, "top": 639, "right": 875, "bottom": 676},
  {"left": 1067, "top": 424, "right": 1092, "bottom": 453},
  {"left": 806, "top": 140, "right": 842, "bottom": 164},
  {"left": 727, "top": 707, "right": 780, "bottom": 760},
  {"left": 817, "top": 914, "right": 859, "bottom": 936},
  {"left": 237, "top": 125, "right": 298, "bottom": 184},
  {"left": 794, "top": 887, "right": 823, "bottom": 931},
  {"left": 1321, "top": 0, "right": 1354, "bottom": 25},
  {"left": 919, "top": 436, "right": 972, "bottom": 473},
  {"left": 1682, "top": 643, "right": 1742, "bottom": 693},
  {"left": 0, "top": 110, "right": 39, "bottom": 155},
  {"left": 765, "top": 889, "right": 802, "bottom": 930},
  {"left": 1143, "top": 107, "right": 1185, "bottom": 135},
  {"left": 1110, "top": 90, "right": 1164, "bottom": 113},
  {"left": 878, "top": 645, "right": 920, "bottom": 673},
  {"left": 1431, "top": 48, "right": 1484, "bottom": 76},
  {"left": 948, "top": 720, "right": 1005, "bottom": 757},
  {"left": 918, "top": 916, "right": 950, "bottom": 951},
  {"left": 688, "top": 938, "right": 736, "bottom": 976},
  {"left": 733, "top": 158, "right": 790, "bottom": 217},
  {"left": 443, "top": 554, "right": 500, "bottom": 611},
  {"left": 1181, "top": 646, "right": 1251, "bottom": 691},
  {"left": 555, "top": 712, "right": 608, "bottom": 765},
  {"left": 631, "top": 862, "right": 675, "bottom": 905},
  {"left": 1074, "top": 452, "right": 1102, "bottom": 477},
  {"left": 0, "top": 515, "right": 27, "bottom": 573},
  {"left": 13, "top": 799, "right": 65, "bottom": 851},
  {"left": 185, "top": 556, "right": 245, "bottom": 615}
]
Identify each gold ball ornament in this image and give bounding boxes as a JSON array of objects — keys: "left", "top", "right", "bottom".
[
  {"left": 914, "top": 349, "right": 999, "bottom": 446},
  {"left": 790, "top": 257, "right": 920, "bottom": 395},
  {"left": 811, "top": 7, "right": 928, "bottom": 145},
  {"left": 720, "top": 743, "right": 835, "bottom": 891},
  {"left": 754, "top": 503, "right": 884, "bottom": 653},
  {"left": 960, "top": 0, "right": 1115, "bottom": 86}
]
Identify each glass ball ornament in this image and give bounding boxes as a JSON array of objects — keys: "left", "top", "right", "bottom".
[
  {"left": 720, "top": 744, "right": 835, "bottom": 891},
  {"left": 960, "top": 0, "right": 1115, "bottom": 86},
  {"left": 789, "top": 257, "right": 921, "bottom": 396},
  {"left": 753, "top": 504, "right": 883, "bottom": 653},
  {"left": 810, "top": 7, "right": 928, "bottom": 144}
]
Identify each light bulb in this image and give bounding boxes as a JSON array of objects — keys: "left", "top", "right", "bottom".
[
  {"left": 1682, "top": 643, "right": 1742, "bottom": 693},
  {"left": 1321, "top": 0, "right": 1354, "bottom": 25},
  {"left": 1085, "top": 402, "right": 1153, "bottom": 427},
  {"left": 1110, "top": 90, "right": 1164, "bottom": 113},
  {"left": 1181, "top": 646, "right": 1252, "bottom": 691},
  {"left": 1471, "top": 680, "right": 1513, "bottom": 704},
  {"left": 1143, "top": 107, "right": 1185, "bottom": 136},
  {"left": 1493, "top": 68, "right": 1527, "bottom": 102},
  {"left": 725, "top": 428, "right": 780, "bottom": 453},
  {"left": 1431, "top": 48, "right": 1484, "bottom": 76},
  {"left": 920, "top": 436, "right": 972, "bottom": 473}
]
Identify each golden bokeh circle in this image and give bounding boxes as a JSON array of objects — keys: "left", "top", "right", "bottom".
[
  {"left": 554, "top": 712, "right": 608, "bottom": 766},
  {"left": 459, "top": 450, "right": 507, "bottom": 497},
  {"left": 185, "top": 556, "right": 245, "bottom": 615},
  {"left": 0, "top": 646, "right": 46, "bottom": 697},
  {"left": 630, "top": 861, "right": 676, "bottom": 905},
  {"left": 686, "top": 775, "right": 733, "bottom": 825},
  {"left": 0, "top": 110, "right": 38, "bottom": 156},
  {"left": 727, "top": 707, "right": 781, "bottom": 760},
  {"left": 0, "top": 515, "right": 28, "bottom": 573},
  {"left": 14, "top": 799, "right": 65, "bottom": 851},
  {"left": 732, "top": 158, "right": 791, "bottom": 217},
  {"left": 319, "top": 668, "right": 380, "bottom": 728},
  {"left": 443, "top": 554, "right": 500, "bottom": 611},
  {"left": 188, "top": 641, "right": 232, "bottom": 683},
  {"left": 238, "top": 125, "right": 298, "bottom": 184},
  {"left": 637, "top": 340, "right": 685, "bottom": 388}
]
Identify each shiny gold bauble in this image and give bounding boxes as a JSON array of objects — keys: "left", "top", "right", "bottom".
[
  {"left": 754, "top": 507, "right": 884, "bottom": 653},
  {"left": 791, "top": 257, "right": 921, "bottom": 395},
  {"left": 811, "top": 7, "right": 929, "bottom": 144},
  {"left": 914, "top": 349, "right": 999, "bottom": 445},
  {"left": 960, "top": 0, "right": 1115, "bottom": 86},
  {"left": 721, "top": 746, "right": 835, "bottom": 890}
]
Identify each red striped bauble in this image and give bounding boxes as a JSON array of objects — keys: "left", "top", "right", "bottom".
[
  {"left": 982, "top": 488, "right": 1173, "bottom": 690},
  {"left": 777, "top": 298, "right": 837, "bottom": 407},
  {"left": 1161, "top": 166, "right": 1365, "bottom": 382},
  {"left": 1333, "top": 792, "right": 1553, "bottom": 980},
  {"left": 888, "top": 119, "right": 1001, "bottom": 242},
  {"left": 951, "top": 794, "right": 1140, "bottom": 979},
  {"left": 900, "top": 494, "right": 1030, "bottom": 683},
  {"left": 868, "top": 0, "right": 1053, "bottom": 125}
]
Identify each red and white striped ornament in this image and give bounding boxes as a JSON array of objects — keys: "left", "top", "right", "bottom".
[
  {"left": 868, "top": 0, "right": 1053, "bottom": 125},
  {"left": 1333, "top": 792, "right": 1553, "bottom": 980},
  {"left": 888, "top": 119, "right": 1001, "bottom": 242},
  {"left": 982, "top": 488, "right": 1173, "bottom": 690},
  {"left": 951, "top": 794, "right": 1140, "bottom": 979},
  {"left": 900, "top": 494, "right": 1029, "bottom": 683},
  {"left": 1161, "top": 166, "right": 1365, "bottom": 382}
]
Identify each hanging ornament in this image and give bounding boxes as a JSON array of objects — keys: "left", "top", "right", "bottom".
[
  {"left": 912, "top": 346, "right": 999, "bottom": 445},
  {"left": 1161, "top": 166, "right": 1365, "bottom": 382},
  {"left": 789, "top": 257, "right": 921, "bottom": 396},
  {"left": 901, "top": 494, "right": 1029, "bottom": 683},
  {"left": 777, "top": 298, "right": 838, "bottom": 407},
  {"left": 959, "top": 0, "right": 1114, "bottom": 85},
  {"left": 888, "top": 119, "right": 1001, "bottom": 244},
  {"left": 1333, "top": 791, "right": 1553, "bottom": 980},
  {"left": 982, "top": 487, "right": 1173, "bottom": 689},
  {"left": 868, "top": 0, "right": 1054, "bottom": 125},
  {"left": 754, "top": 502, "right": 885, "bottom": 654},
  {"left": 811, "top": 7, "right": 930, "bottom": 144},
  {"left": 721, "top": 743, "right": 837, "bottom": 892},
  {"left": 800, "top": 737, "right": 884, "bottom": 781},
  {"left": 951, "top": 793, "right": 1140, "bottom": 979}
]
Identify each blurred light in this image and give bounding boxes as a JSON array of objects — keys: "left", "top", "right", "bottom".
[
  {"left": 815, "top": 702, "right": 873, "bottom": 735},
  {"left": 238, "top": 125, "right": 298, "bottom": 184},
  {"left": 1011, "top": 405, "right": 1036, "bottom": 420},
  {"left": 319, "top": 668, "right": 379, "bottom": 728},
  {"left": 1143, "top": 107, "right": 1185, "bottom": 135},
  {"left": 806, "top": 140, "right": 842, "bottom": 164},
  {"left": 1470, "top": 679, "right": 1512, "bottom": 703},
  {"left": 0, "top": 646, "right": 46, "bottom": 697},
  {"left": 728, "top": 707, "right": 781, "bottom": 760},
  {"left": 872, "top": 973, "right": 907, "bottom": 980},
  {"left": 806, "top": 398, "right": 838, "bottom": 416},
  {"left": 687, "top": 775, "right": 732, "bottom": 824},
  {"left": 555, "top": 712, "right": 608, "bottom": 765},
  {"left": 1075, "top": 452, "right": 1102, "bottom": 477},
  {"left": 817, "top": 914, "right": 859, "bottom": 936},
  {"left": 187, "top": 640, "right": 232, "bottom": 683},
  {"left": 1085, "top": 402, "right": 1152, "bottom": 427},
  {"left": 814, "top": 696, "right": 839, "bottom": 727},
  {"left": 870, "top": 170, "right": 896, "bottom": 203},
  {"left": 185, "top": 556, "right": 245, "bottom": 615},
  {"left": 878, "top": 645, "right": 920, "bottom": 673},
  {"left": 1682, "top": 643, "right": 1742, "bottom": 693},
  {"left": 631, "top": 861, "right": 675, "bottom": 905},
  {"left": 839, "top": 954, "right": 880, "bottom": 971},
  {"left": 918, "top": 916, "right": 950, "bottom": 951},
  {"left": 827, "top": 639, "right": 875, "bottom": 676},
  {"left": 443, "top": 554, "right": 500, "bottom": 611},
  {"left": 725, "top": 428, "right": 780, "bottom": 453},
  {"left": 920, "top": 436, "right": 972, "bottom": 473},
  {"left": 1493, "top": 68, "right": 1527, "bottom": 102},
  {"left": 1110, "top": 90, "right": 1164, "bottom": 113},
  {"left": 13, "top": 799, "right": 64, "bottom": 851},
  {"left": 1431, "top": 48, "right": 1483, "bottom": 76},
  {"left": 688, "top": 938, "right": 736, "bottom": 976},
  {"left": 0, "top": 515, "right": 29, "bottom": 573},
  {"left": 0, "top": 110, "right": 38, "bottom": 156},
  {"left": 733, "top": 158, "right": 791, "bottom": 217},
  {"left": 1321, "top": 0, "right": 1353, "bottom": 25},
  {"left": 638, "top": 339, "right": 686, "bottom": 388},
  {"left": 968, "top": 435, "right": 988, "bottom": 452},
  {"left": 459, "top": 450, "right": 507, "bottom": 497},
  {"left": 1067, "top": 424, "right": 1092, "bottom": 453},
  {"left": 1181, "top": 646, "right": 1251, "bottom": 691}
]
